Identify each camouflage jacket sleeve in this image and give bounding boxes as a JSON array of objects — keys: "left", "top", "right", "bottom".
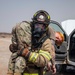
[
  {"left": 28, "top": 38, "right": 53, "bottom": 67},
  {"left": 11, "top": 25, "right": 17, "bottom": 44},
  {"left": 15, "top": 21, "right": 31, "bottom": 50}
]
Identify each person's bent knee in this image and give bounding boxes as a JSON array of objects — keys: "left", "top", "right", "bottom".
[{"left": 14, "top": 56, "right": 26, "bottom": 73}]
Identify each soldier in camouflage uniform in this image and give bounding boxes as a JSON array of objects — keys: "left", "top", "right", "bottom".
[
  {"left": 7, "top": 10, "right": 56, "bottom": 75},
  {"left": 7, "top": 21, "right": 31, "bottom": 75}
]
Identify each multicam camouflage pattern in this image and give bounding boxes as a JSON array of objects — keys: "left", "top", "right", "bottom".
[
  {"left": 12, "top": 21, "right": 31, "bottom": 49},
  {"left": 17, "top": 21, "right": 31, "bottom": 45},
  {"left": 8, "top": 52, "right": 26, "bottom": 73},
  {"left": 8, "top": 52, "right": 17, "bottom": 73},
  {"left": 15, "top": 56, "right": 26, "bottom": 73},
  {"left": 8, "top": 21, "right": 31, "bottom": 73}
]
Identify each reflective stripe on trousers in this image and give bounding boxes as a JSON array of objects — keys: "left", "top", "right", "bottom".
[{"left": 23, "top": 71, "right": 45, "bottom": 75}]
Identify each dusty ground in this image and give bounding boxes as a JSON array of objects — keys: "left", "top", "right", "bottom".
[{"left": 0, "top": 37, "right": 11, "bottom": 75}]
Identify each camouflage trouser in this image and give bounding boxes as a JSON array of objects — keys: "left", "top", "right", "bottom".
[{"left": 8, "top": 52, "right": 26, "bottom": 73}]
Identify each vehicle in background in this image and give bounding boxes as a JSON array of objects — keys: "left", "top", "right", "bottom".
[
  {"left": 50, "top": 20, "right": 75, "bottom": 73},
  {"left": 61, "top": 20, "right": 75, "bottom": 36}
]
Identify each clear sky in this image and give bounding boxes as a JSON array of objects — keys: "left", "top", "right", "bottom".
[{"left": 0, "top": 0, "right": 75, "bottom": 33}]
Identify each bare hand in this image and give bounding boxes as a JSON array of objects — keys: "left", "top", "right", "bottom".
[
  {"left": 51, "top": 64, "right": 56, "bottom": 74},
  {"left": 46, "top": 62, "right": 56, "bottom": 74}
]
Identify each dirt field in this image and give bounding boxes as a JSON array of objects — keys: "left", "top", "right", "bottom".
[{"left": 0, "top": 37, "right": 11, "bottom": 75}]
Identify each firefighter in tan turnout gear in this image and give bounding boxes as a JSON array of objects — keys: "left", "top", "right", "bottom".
[{"left": 7, "top": 10, "right": 56, "bottom": 75}]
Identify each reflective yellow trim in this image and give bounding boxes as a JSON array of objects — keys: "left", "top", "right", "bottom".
[
  {"left": 34, "top": 13, "right": 37, "bottom": 17},
  {"left": 48, "top": 15, "right": 50, "bottom": 19},
  {"left": 29, "top": 52, "right": 38, "bottom": 62},
  {"left": 23, "top": 71, "right": 45, "bottom": 75},
  {"left": 44, "top": 11, "right": 50, "bottom": 20},
  {"left": 23, "top": 73, "right": 38, "bottom": 75},
  {"left": 39, "top": 50, "right": 52, "bottom": 60}
]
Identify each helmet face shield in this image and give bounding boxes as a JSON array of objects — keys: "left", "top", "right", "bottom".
[{"left": 34, "top": 23, "right": 45, "bottom": 30}]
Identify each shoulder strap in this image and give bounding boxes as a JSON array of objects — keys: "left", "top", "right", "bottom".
[{"left": 38, "top": 35, "right": 49, "bottom": 48}]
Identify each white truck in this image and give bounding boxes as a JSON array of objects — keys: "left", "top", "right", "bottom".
[{"left": 49, "top": 20, "right": 75, "bottom": 73}]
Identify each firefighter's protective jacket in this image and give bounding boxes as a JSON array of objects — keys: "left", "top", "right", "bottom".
[{"left": 11, "top": 21, "right": 55, "bottom": 73}]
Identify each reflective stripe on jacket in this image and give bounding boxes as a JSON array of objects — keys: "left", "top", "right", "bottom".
[{"left": 28, "top": 38, "right": 52, "bottom": 67}]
